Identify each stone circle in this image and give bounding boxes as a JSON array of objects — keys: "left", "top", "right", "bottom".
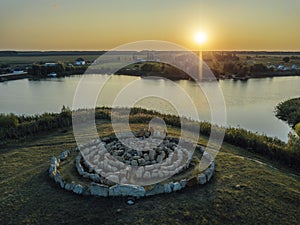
[{"left": 48, "top": 132, "right": 216, "bottom": 198}]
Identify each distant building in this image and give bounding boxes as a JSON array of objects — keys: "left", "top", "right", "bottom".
[
  {"left": 291, "top": 64, "right": 297, "bottom": 70},
  {"left": 48, "top": 72, "right": 57, "bottom": 77},
  {"left": 13, "top": 69, "right": 24, "bottom": 74},
  {"left": 75, "top": 58, "right": 86, "bottom": 66},
  {"left": 277, "top": 64, "right": 285, "bottom": 70},
  {"left": 44, "top": 63, "right": 57, "bottom": 66},
  {"left": 267, "top": 64, "right": 276, "bottom": 69}
]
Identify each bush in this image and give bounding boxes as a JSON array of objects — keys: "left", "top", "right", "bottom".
[
  {"left": 1, "top": 106, "right": 299, "bottom": 170},
  {"left": 275, "top": 98, "right": 300, "bottom": 127}
]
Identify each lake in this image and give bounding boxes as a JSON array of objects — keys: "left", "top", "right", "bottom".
[{"left": 0, "top": 75, "right": 299, "bottom": 142}]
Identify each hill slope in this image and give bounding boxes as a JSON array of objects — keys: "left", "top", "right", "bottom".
[{"left": 0, "top": 122, "right": 299, "bottom": 225}]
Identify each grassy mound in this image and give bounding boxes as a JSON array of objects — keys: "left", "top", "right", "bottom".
[{"left": 0, "top": 120, "right": 299, "bottom": 224}]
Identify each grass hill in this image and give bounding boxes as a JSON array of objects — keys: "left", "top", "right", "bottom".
[{"left": 0, "top": 120, "right": 299, "bottom": 224}]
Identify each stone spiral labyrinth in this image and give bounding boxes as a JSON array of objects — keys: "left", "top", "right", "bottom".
[
  {"left": 80, "top": 135, "right": 193, "bottom": 185},
  {"left": 49, "top": 133, "right": 215, "bottom": 198}
]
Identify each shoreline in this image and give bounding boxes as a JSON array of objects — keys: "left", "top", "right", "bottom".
[{"left": 1, "top": 71, "right": 299, "bottom": 83}]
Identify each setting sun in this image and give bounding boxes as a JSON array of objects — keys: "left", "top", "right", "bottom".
[{"left": 194, "top": 32, "right": 207, "bottom": 45}]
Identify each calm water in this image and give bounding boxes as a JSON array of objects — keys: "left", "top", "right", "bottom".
[{"left": 0, "top": 75, "right": 299, "bottom": 141}]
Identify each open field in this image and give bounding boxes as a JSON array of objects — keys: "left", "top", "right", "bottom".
[
  {"left": 0, "top": 55, "right": 100, "bottom": 67},
  {"left": 0, "top": 120, "right": 299, "bottom": 224}
]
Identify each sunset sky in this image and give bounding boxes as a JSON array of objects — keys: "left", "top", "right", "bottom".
[{"left": 1, "top": 0, "right": 299, "bottom": 51}]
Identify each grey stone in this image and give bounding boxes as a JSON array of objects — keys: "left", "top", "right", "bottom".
[
  {"left": 143, "top": 171, "right": 151, "bottom": 179},
  {"left": 73, "top": 184, "right": 83, "bottom": 195},
  {"left": 157, "top": 154, "right": 163, "bottom": 163},
  {"left": 109, "top": 184, "right": 145, "bottom": 197},
  {"left": 54, "top": 171, "right": 64, "bottom": 189},
  {"left": 131, "top": 160, "right": 138, "bottom": 166},
  {"left": 50, "top": 156, "right": 59, "bottom": 167},
  {"left": 145, "top": 183, "right": 165, "bottom": 196},
  {"left": 138, "top": 158, "right": 146, "bottom": 166},
  {"left": 173, "top": 182, "right": 182, "bottom": 192},
  {"left": 60, "top": 150, "right": 69, "bottom": 161},
  {"left": 143, "top": 154, "right": 150, "bottom": 161},
  {"left": 127, "top": 199, "right": 135, "bottom": 205},
  {"left": 198, "top": 173, "right": 207, "bottom": 184},
  {"left": 65, "top": 182, "right": 76, "bottom": 191},
  {"left": 161, "top": 151, "right": 166, "bottom": 159},
  {"left": 205, "top": 168, "right": 214, "bottom": 181},
  {"left": 210, "top": 161, "right": 215, "bottom": 170},
  {"left": 180, "top": 179, "right": 187, "bottom": 188},
  {"left": 149, "top": 150, "right": 156, "bottom": 161},
  {"left": 164, "top": 183, "right": 172, "bottom": 193},
  {"left": 106, "top": 174, "right": 119, "bottom": 183},
  {"left": 76, "top": 163, "right": 84, "bottom": 176},
  {"left": 49, "top": 164, "right": 57, "bottom": 177},
  {"left": 90, "top": 182, "right": 109, "bottom": 197},
  {"left": 136, "top": 167, "right": 144, "bottom": 179},
  {"left": 89, "top": 173, "right": 101, "bottom": 182}
]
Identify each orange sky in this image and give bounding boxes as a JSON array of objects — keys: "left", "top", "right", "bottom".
[{"left": 1, "top": 0, "right": 300, "bottom": 51}]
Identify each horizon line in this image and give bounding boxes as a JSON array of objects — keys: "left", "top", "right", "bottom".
[{"left": 1, "top": 49, "right": 300, "bottom": 53}]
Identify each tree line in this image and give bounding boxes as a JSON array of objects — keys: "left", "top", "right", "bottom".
[
  {"left": 28, "top": 62, "right": 88, "bottom": 77},
  {"left": 0, "top": 106, "right": 299, "bottom": 170}
]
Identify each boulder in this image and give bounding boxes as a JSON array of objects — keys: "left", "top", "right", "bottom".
[
  {"left": 205, "top": 168, "right": 214, "bottom": 181},
  {"left": 76, "top": 162, "right": 85, "bottom": 176},
  {"left": 145, "top": 183, "right": 165, "bottom": 196},
  {"left": 143, "top": 171, "right": 151, "bottom": 179},
  {"left": 60, "top": 150, "right": 69, "bottom": 161},
  {"left": 127, "top": 199, "right": 135, "bottom": 205},
  {"left": 65, "top": 182, "right": 76, "bottom": 191},
  {"left": 131, "top": 160, "right": 138, "bottom": 166},
  {"left": 210, "top": 161, "right": 215, "bottom": 170},
  {"left": 89, "top": 173, "right": 101, "bottom": 182},
  {"left": 173, "top": 182, "right": 182, "bottom": 192},
  {"left": 164, "top": 183, "right": 172, "bottom": 193},
  {"left": 180, "top": 179, "right": 187, "bottom": 189},
  {"left": 136, "top": 167, "right": 144, "bottom": 179},
  {"left": 197, "top": 173, "right": 207, "bottom": 185},
  {"left": 143, "top": 154, "right": 150, "bottom": 161},
  {"left": 156, "top": 154, "right": 163, "bottom": 163},
  {"left": 50, "top": 156, "right": 59, "bottom": 167},
  {"left": 149, "top": 150, "right": 156, "bottom": 161},
  {"left": 138, "top": 158, "right": 146, "bottom": 166},
  {"left": 49, "top": 164, "right": 57, "bottom": 177},
  {"left": 54, "top": 171, "right": 64, "bottom": 188},
  {"left": 109, "top": 184, "right": 145, "bottom": 197},
  {"left": 106, "top": 174, "right": 119, "bottom": 183},
  {"left": 90, "top": 182, "right": 109, "bottom": 197},
  {"left": 73, "top": 184, "right": 83, "bottom": 195}
]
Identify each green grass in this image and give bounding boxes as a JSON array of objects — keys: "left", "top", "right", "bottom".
[{"left": 0, "top": 120, "right": 299, "bottom": 224}]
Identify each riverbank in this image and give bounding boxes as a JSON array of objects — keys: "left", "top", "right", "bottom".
[
  {"left": 0, "top": 72, "right": 29, "bottom": 82},
  {"left": 1, "top": 51, "right": 300, "bottom": 82}
]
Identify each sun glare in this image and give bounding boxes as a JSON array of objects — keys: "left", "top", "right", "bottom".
[{"left": 194, "top": 32, "right": 207, "bottom": 45}]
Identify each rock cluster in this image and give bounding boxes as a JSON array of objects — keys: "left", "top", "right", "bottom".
[
  {"left": 48, "top": 136, "right": 216, "bottom": 198},
  {"left": 79, "top": 135, "right": 195, "bottom": 184}
]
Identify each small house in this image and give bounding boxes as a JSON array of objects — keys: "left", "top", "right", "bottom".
[
  {"left": 277, "top": 65, "right": 285, "bottom": 70},
  {"left": 75, "top": 58, "right": 86, "bottom": 66},
  {"left": 48, "top": 72, "right": 57, "bottom": 77},
  {"left": 291, "top": 64, "right": 297, "bottom": 70},
  {"left": 44, "top": 63, "right": 57, "bottom": 67}
]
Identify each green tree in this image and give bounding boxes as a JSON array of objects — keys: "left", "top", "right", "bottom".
[
  {"left": 0, "top": 113, "right": 19, "bottom": 128},
  {"left": 283, "top": 57, "right": 290, "bottom": 63}
]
